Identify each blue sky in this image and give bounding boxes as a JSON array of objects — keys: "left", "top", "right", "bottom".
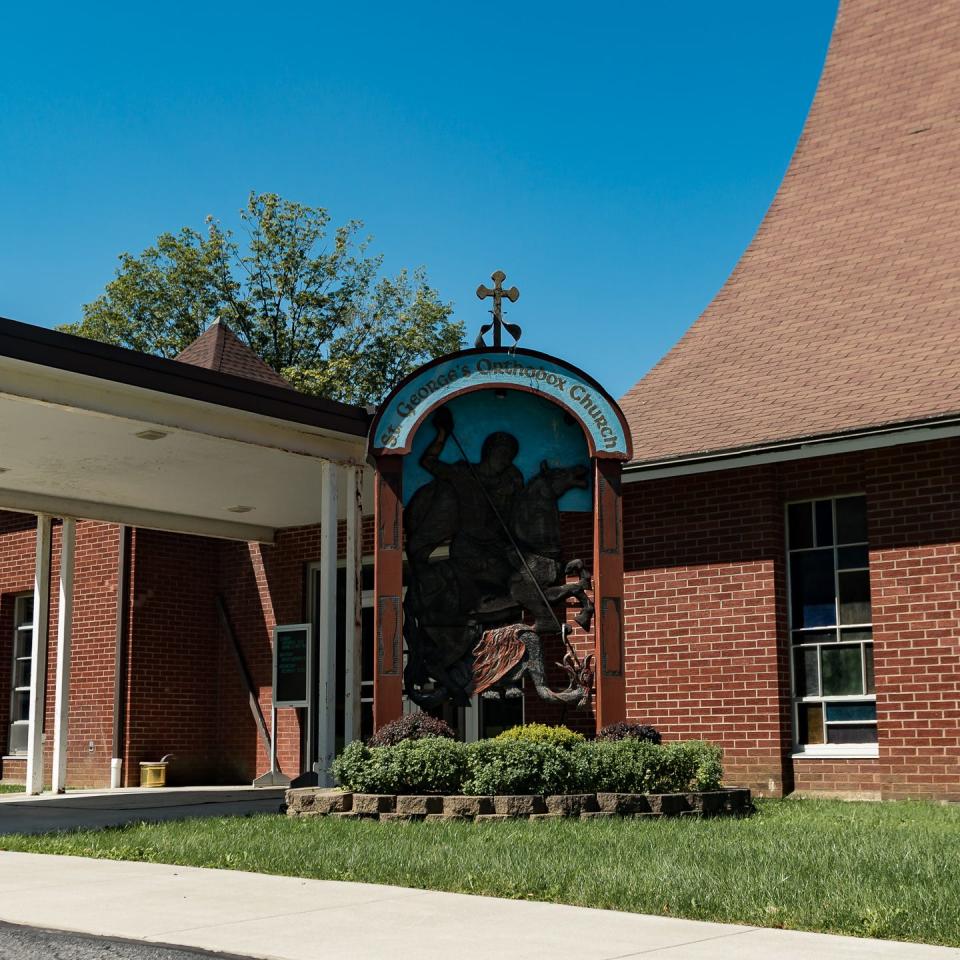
[{"left": 0, "top": 2, "right": 837, "bottom": 399}]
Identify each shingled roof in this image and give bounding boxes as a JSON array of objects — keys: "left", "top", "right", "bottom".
[
  {"left": 175, "top": 320, "right": 291, "bottom": 390},
  {"left": 621, "top": 0, "right": 960, "bottom": 466}
]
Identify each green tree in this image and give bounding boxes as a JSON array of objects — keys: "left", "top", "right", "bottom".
[{"left": 61, "top": 193, "right": 463, "bottom": 405}]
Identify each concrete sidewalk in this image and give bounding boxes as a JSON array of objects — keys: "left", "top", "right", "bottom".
[
  {"left": 0, "top": 852, "right": 956, "bottom": 960},
  {"left": 0, "top": 787, "right": 285, "bottom": 835}
]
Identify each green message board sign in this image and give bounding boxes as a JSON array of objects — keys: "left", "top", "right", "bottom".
[{"left": 272, "top": 623, "right": 311, "bottom": 708}]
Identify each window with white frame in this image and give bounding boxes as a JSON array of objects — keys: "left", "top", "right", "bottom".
[
  {"left": 8, "top": 594, "right": 34, "bottom": 755},
  {"left": 787, "top": 495, "right": 876, "bottom": 748}
]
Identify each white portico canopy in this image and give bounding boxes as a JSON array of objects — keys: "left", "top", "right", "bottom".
[
  {"left": 0, "top": 317, "right": 371, "bottom": 542},
  {"left": 0, "top": 316, "right": 372, "bottom": 794}
]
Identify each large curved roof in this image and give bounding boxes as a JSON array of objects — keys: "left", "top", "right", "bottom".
[{"left": 621, "top": 1, "right": 960, "bottom": 465}]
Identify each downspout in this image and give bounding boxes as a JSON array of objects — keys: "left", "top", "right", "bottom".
[{"left": 110, "top": 525, "right": 131, "bottom": 788}]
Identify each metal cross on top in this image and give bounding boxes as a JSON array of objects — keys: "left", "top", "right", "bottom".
[{"left": 475, "top": 270, "right": 521, "bottom": 348}]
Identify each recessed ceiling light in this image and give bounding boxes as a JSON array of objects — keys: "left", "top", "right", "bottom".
[
  {"left": 135, "top": 430, "right": 168, "bottom": 441},
  {"left": 227, "top": 505, "right": 254, "bottom": 514}
]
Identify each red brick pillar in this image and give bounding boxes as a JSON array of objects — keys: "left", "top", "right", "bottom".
[
  {"left": 593, "top": 458, "right": 626, "bottom": 730},
  {"left": 373, "top": 455, "right": 404, "bottom": 729}
]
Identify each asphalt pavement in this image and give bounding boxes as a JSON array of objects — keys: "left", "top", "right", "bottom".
[{"left": 0, "top": 921, "right": 255, "bottom": 960}]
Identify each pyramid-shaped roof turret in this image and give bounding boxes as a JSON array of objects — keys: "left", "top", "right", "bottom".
[{"left": 175, "top": 321, "right": 291, "bottom": 390}]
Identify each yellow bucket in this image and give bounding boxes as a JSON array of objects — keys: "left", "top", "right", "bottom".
[{"left": 139, "top": 756, "right": 172, "bottom": 787}]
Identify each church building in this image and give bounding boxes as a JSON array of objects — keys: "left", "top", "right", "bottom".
[{"left": 0, "top": 0, "right": 957, "bottom": 800}]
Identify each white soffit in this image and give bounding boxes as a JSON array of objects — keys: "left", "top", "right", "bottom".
[{"left": 0, "top": 357, "right": 370, "bottom": 542}]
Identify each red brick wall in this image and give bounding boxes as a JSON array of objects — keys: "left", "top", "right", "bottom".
[
  {"left": 619, "top": 437, "right": 960, "bottom": 801},
  {"left": 0, "top": 515, "right": 119, "bottom": 788},
  {"left": 792, "top": 759, "right": 882, "bottom": 797},
  {"left": 620, "top": 466, "right": 792, "bottom": 796},
  {"left": 217, "top": 531, "right": 316, "bottom": 783},
  {"left": 864, "top": 442, "right": 960, "bottom": 801},
  {"left": 59, "top": 521, "right": 121, "bottom": 787},
  {"left": 123, "top": 528, "right": 225, "bottom": 785}
]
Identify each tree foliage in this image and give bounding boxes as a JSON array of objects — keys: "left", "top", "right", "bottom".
[{"left": 61, "top": 193, "right": 463, "bottom": 405}]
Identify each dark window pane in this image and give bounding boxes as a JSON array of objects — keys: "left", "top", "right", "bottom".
[
  {"left": 793, "top": 647, "right": 819, "bottom": 696},
  {"left": 840, "top": 628, "right": 872, "bottom": 643},
  {"left": 361, "top": 702, "right": 374, "bottom": 742},
  {"left": 790, "top": 549, "right": 837, "bottom": 628},
  {"left": 334, "top": 574, "right": 347, "bottom": 744},
  {"left": 14, "top": 632, "right": 32, "bottom": 660},
  {"left": 815, "top": 500, "right": 834, "bottom": 546},
  {"left": 826, "top": 701, "right": 877, "bottom": 722},
  {"left": 17, "top": 597, "right": 33, "bottom": 628},
  {"left": 827, "top": 723, "right": 877, "bottom": 745},
  {"left": 12, "top": 690, "right": 30, "bottom": 722},
  {"left": 839, "top": 570, "right": 871, "bottom": 625},
  {"left": 361, "top": 607, "right": 374, "bottom": 683},
  {"left": 798, "top": 703, "right": 824, "bottom": 744},
  {"left": 338, "top": 565, "right": 375, "bottom": 593},
  {"left": 837, "top": 545, "right": 868, "bottom": 570},
  {"left": 788, "top": 502, "right": 814, "bottom": 549},
  {"left": 865, "top": 646, "right": 875, "bottom": 694},
  {"left": 793, "top": 629, "right": 837, "bottom": 645},
  {"left": 14, "top": 659, "right": 30, "bottom": 688},
  {"left": 836, "top": 496, "right": 868, "bottom": 544},
  {"left": 821, "top": 645, "right": 865, "bottom": 695}
]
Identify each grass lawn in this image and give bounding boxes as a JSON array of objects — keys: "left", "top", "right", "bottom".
[
  {"left": 0, "top": 798, "right": 957, "bottom": 946},
  {"left": 0, "top": 784, "right": 24, "bottom": 794}
]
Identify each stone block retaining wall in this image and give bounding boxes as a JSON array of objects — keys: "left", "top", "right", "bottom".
[{"left": 285, "top": 787, "right": 752, "bottom": 821}]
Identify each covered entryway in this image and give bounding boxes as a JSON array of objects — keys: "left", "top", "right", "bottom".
[{"left": 0, "top": 317, "right": 371, "bottom": 793}]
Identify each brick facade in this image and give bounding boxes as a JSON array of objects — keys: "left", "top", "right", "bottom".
[
  {"left": 0, "top": 517, "right": 121, "bottom": 788},
  {"left": 0, "top": 438, "right": 956, "bottom": 799},
  {"left": 617, "top": 437, "right": 960, "bottom": 801}
]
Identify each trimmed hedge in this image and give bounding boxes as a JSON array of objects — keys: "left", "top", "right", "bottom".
[
  {"left": 495, "top": 723, "right": 585, "bottom": 749},
  {"left": 333, "top": 737, "right": 467, "bottom": 795},
  {"left": 332, "top": 735, "right": 723, "bottom": 796},
  {"left": 464, "top": 738, "right": 582, "bottom": 795},
  {"left": 576, "top": 739, "right": 722, "bottom": 794}
]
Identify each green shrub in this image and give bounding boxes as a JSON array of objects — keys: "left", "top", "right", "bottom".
[
  {"left": 574, "top": 739, "right": 723, "bottom": 794},
  {"left": 462, "top": 739, "right": 583, "bottom": 795},
  {"left": 495, "top": 723, "right": 585, "bottom": 749},
  {"left": 367, "top": 713, "right": 455, "bottom": 747},
  {"left": 332, "top": 737, "right": 468, "bottom": 794},
  {"left": 333, "top": 734, "right": 723, "bottom": 797}
]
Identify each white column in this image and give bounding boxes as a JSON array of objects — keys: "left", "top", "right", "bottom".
[
  {"left": 316, "top": 460, "right": 339, "bottom": 786},
  {"left": 52, "top": 517, "right": 76, "bottom": 793},
  {"left": 25, "top": 515, "right": 52, "bottom": 796},
  {"left": 343, "top": 465, "right": 363, "bottom": 746}
]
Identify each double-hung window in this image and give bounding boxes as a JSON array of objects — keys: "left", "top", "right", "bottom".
[
  {"left": 787, "top": 495, "right": 876, "bottom": 749},
  {"left": 8, "top": 594, "right": 34, "bottom": 755}
]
